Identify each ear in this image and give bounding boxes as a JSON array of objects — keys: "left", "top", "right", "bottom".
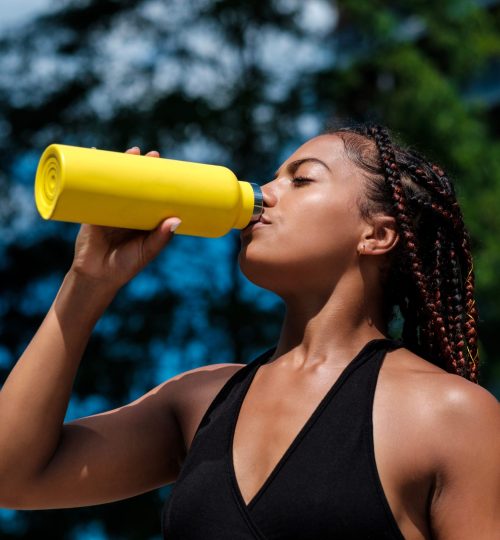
[{"left": 357, "top": 215, "right": 399, "bottom": 256}]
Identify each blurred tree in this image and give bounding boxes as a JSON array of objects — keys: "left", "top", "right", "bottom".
[
  {"left": 0, "top": 0, "right": 327, "bottom": 537},
  {"left": 0, "top": 0, "right": 499, "bottom": 538}
]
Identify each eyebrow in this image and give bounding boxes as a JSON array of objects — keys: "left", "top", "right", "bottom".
[{"left": 272, "top": 157, "right": 331, "bottom": 180}]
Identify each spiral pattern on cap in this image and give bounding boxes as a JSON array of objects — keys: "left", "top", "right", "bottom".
[{"left": 35, "top": 152, "right": 62, "bottom": 218}]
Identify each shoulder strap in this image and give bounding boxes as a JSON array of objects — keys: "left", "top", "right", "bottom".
[{"left": 192, "top": 346, "right": 276, "bottom": 439}]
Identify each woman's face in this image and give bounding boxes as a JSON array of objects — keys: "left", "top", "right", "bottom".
[{"left": 238, "top": 134, "right": 369, "bottom": 297}]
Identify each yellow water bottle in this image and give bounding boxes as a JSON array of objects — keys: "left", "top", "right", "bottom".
[{"left": 34, "top": 144, "right": 263, "bottom": 237}]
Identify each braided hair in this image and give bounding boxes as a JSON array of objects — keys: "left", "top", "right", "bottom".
[{"left": 331, "top": 124, "right": 479, "bottom": 383}]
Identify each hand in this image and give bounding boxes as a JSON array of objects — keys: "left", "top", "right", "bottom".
[{"left": 70, "top": 147, "right": 181, "bottom": 291}]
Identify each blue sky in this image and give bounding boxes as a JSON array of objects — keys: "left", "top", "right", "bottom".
[{"left": 0, "top": 0, "right": 52, "bottom": 29}]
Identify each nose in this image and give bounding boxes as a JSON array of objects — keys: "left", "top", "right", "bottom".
[{"left": 261, "top": 180, "right": 278, "bottom": 208}]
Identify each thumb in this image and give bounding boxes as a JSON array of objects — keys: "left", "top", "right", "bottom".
[{"left": 142, "top": 218, "right": 181, "bottom": 262}]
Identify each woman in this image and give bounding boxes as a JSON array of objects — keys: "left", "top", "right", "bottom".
[{"left": 0, "top": 125, "right": 498, "bottom": 539}]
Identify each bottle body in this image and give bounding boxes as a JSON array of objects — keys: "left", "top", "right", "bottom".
[{"left": 35, "top": 144, "right": 263, "bottom": 238}]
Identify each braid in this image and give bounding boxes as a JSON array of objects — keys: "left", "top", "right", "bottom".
[
  {"left": 333, "top": 123, "right": 480, "bottom": 382},
  {"left": 462, "top": 234, "right": 479, "bottom": 381},
  {"left": 410, "top": 165, "right": 479, "bottom": 381},
  {"left": 369, "top": 125, "right": 447, "bottom": 365}
]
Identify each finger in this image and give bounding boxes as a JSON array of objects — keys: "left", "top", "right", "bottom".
[
  {"left": 145, "top": 150, "right": 160, "bottom": 158},
  {"left": 125, "top": 146, "right": 141, "bottom": 155},
  {"left": 142, "top": 218, "right": 182, "bottom": 262},
  {"left": 163, "top": 217, "right": 181, "bottom": 234}
]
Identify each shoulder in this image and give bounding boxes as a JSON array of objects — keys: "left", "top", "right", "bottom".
[
  {"left": 421, "top": 368, "right": 500, "bottom": 467},
  {"left": 167, "top": 361, "right": 246, "bottom": 388},
  {"left": 385, "top": 346, "right": 500, "bottom": 476},
  {"left": 166, "top": 361, "right": 247, "bottom": 414},
  {"left": 383, "top": 348, "right": 500, "bottom": 536},
  {"left": 164, "top": 362, "right": 247, "bottom": 452},
  {"left": 385, "top": 347, "right": 499, "bottom": 417},
  {"left": 426, "top": 376, "right": 500, "bottom": 536}
]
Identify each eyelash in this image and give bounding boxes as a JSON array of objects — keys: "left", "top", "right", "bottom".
[{"left": 291, "top": 176, "right": 313, "bottom": 187}]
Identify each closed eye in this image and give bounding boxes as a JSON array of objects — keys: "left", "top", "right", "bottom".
[{"left": 291, "top": 176, "right": 313, "bottom": 187}]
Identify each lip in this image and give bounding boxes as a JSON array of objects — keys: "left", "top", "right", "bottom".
[{"left": 240, "top": 215, "right": 271, "bottom": 236}]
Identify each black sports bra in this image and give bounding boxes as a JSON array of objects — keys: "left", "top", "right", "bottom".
[{"left": 162, "top": 338, "right": 405, "bottom": 539}]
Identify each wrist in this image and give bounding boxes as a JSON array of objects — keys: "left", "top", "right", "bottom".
[{"left": 62, "top": 268, "right": 120, "bottom": 313}]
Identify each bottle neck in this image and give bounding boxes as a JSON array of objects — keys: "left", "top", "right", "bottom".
[
  {"left": 249, "top": 183, "right": 263, "bottom": 222},
  {"left": 234, "top": 181, "right": 263, "bottom": 229}
]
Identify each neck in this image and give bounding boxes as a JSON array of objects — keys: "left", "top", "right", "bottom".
[{"left": 272, "top": 268, "right": 388, "bottom": 368}]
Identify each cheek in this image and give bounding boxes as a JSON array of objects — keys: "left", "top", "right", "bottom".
[
  {"left": 239, "top": 198, "right": 360, "bottom": 271},
  {"left": 287, "top": 194, "right": 361, "bottom": 255}
]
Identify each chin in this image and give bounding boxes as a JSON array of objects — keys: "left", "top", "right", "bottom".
[
  {"left": 238, "top": 249, "right": 269, "bottom": 284},
  {"left": 237, "top": 247, "right": 301, "bottom": 294}
]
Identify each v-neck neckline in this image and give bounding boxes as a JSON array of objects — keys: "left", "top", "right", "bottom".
[{"left": 228, "top": 338, "right": 394, "bottom": 512}]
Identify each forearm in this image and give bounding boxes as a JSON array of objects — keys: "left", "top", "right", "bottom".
[{"left": 0, "top": 269, "right": 117, "bottom": 485}]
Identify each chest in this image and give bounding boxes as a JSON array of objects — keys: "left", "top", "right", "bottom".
[
  {"left": 233, "top": 364, "right": 342, "bottom": 504},
  {"left": 168, "top": 349, "right": 438, "bottom": 540},
  {"left": 231, "top": 364, "right": 434, "bottom": 539}
]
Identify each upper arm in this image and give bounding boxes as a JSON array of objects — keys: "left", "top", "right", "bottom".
[
  {"left": 7, "top": 362, "right": 244, "bottom": 510},
  {"left": 429, "top": 379, "right": 500, "bottom": 539}
]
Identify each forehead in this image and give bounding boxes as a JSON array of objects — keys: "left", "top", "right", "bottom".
[
  {"left": 294, "top": 133, "right": 344, "bottom": 156},
  {"left": 285, "top": 134, "right": 352, "bottom": 175}
]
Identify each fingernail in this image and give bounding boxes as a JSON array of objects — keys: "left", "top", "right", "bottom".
[{"left": 170, "top": 219, "right": 181, "bottom": 233}]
